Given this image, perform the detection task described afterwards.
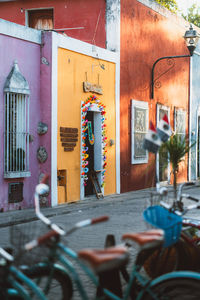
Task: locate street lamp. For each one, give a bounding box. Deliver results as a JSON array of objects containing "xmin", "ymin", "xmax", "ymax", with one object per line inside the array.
[{"xmin": 151, "ymin": 24, "xmax": 200, "ymax": 99}]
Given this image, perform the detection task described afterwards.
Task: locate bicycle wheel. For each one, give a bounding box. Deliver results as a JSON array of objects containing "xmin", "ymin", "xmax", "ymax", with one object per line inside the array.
[
  {"xmin": 143, "ymin": 244, "xmax": 179, "ymax": 278},
  {"xmin": 141, "ymin": 278, "xmax": 200, "ymax": 299},
  {"xmin": 22, "ymin": 264, "xmax": 73, "ymax": 300}
]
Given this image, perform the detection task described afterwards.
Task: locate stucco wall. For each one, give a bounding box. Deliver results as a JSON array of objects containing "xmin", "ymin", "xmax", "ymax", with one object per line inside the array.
[
  {"xmin": 0, "ymin": 21, "xmax": 43, "ymax": 211},
  {"xmin": 57, "ymin": 48, "xmax": 116, "ymax": 202},
  {"xmin": 120, "ymin": 0, "xmax": 190, "ymax": 192},
  {"xmin": 0, "ymin": 0, "xmax": 106, "ymax": 48}
]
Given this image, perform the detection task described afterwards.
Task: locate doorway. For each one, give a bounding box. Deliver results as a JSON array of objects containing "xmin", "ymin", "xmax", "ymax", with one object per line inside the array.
[
  {"xmin": 84, "ymin": 110, "xmax": 102, "ymax": 197},
  {"xmin": 85, "ymin": 111, "xmax": 94, "ymax": 196}
]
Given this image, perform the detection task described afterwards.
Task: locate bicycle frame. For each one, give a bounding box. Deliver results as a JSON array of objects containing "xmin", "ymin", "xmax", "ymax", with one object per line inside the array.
[
  {"xmin": 32, "ymin": 235, "xmax": 200, "ymax": 300},
  {"xmin": 0, "ymin": 247, "xmax": 47, "ymax": 300},
  {"xmin": 31, "ymin": 180, "xmax": 200, "ymax": 300},
  {"xmin": 41, "ymin": 239, "xmax": 149, "ymax": 300}
]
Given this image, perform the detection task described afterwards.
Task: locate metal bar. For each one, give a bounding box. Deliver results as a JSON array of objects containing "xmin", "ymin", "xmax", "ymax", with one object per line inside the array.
[
  {"xmin": 151, "ymin": 54, "xmax": 190, "ymax": 99},
  {"xmin": 6, "ymin": 93, "xmax": 9, "ymax": 172},
  {"xmin": 10, "ymin": 94, "xmax": 13, "ymax": 172},
  {"xmin": 13, "ymin": 94, "xmax": 16, "ymax": 171},
  {"xmin": 17, "ymin": 94, "xmax": 19, "ymax": 171},
  {"xmin": 27, "ymin": 95, "xmax": 29, "ymax": 171}
]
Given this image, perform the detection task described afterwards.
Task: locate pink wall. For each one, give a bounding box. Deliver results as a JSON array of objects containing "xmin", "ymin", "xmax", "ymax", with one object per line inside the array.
[
  {"xmin": 39, "ymin": 32, "xmax": 52, "ymax": 206},
  {"xmin": 0, "ymin": 33, "xmax": 43, "ymax": 211},
  {"xmin": 0, "ymin": 0, "xmax": 106, "ymax": 48}
]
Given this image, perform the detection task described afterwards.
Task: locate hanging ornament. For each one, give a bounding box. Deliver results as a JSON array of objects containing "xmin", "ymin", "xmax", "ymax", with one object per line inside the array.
[
  {"xmin": 88, "ymin": 121, "xmax": 95, "ymax": 145},
  {"xmin": 81, "ymin": 95, "xmax": 107, "ymax": 187}
]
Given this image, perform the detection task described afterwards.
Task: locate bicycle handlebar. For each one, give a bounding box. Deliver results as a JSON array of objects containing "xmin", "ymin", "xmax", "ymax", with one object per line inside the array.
[
  {"xmin": 0, "ymin": 247, "xmax": 14, "ymax": 262},
  {"xmin": 66, "ymin": 215, "xmax": 109, "ymax": 235},
  {"xmin": 91, "ymin": 216, "xmax": 109, "ymax": 224},
  {"xmin": 177, "ymin": 181, "xmax": 196, "ymax": 201},
  {"xmin": 25, "ymin": 230, "xmax": 59, "ymax": 250},
  {"xmin": 181, "ymin": 194, "xmax": 200, "ymax": 203},
  {"xmin": 25, "ymin": 216, "xmax": 109, "ymax": 250},
  {"xmin": 34, "ymin": 175, "xmax": 109, "ymax": 241},
  {"xmin": 160, "ymin": 200, "xmax": 200, "ymax": 216}
]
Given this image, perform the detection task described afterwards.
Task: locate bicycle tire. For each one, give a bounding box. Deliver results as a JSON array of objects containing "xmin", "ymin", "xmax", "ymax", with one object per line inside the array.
[
  {"xmin": 140, "ymin": 277, "xmax": 200, "ymax": 299},
  {"xmin": 142, "ymin": 244, "xmax": 179, "ymax": 278},
  {"xmin": 22, "ymin": 264, "xmax": 73, "ymax": 300}
]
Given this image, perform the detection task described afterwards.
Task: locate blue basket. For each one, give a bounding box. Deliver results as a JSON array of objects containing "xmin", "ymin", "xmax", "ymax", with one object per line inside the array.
[{"xmin": 143, "ymin": 205, "xmax": 182, "ymax": 247}]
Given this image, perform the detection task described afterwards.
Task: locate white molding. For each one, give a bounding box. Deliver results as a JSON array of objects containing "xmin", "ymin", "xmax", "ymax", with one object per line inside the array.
[
  {"xmin": 51, "ymin": 32, "xmax": 58, "ymax": 207},
  {"xmin": 57, "ymin": 34, "xmax": 118, "ymax": 63},
  {"xmin": 115, "ymin": 49, "xmax": 120, "ymax": 194},
  {"xmin": 56, "ymin": 33, "xmax": 120, "ymax": 196},
  {"xmin": 0, "ymin": 18, "xmax": 41, "ymax": 44},
  {"xmin": 189, "ymin": 57, "xmax": 192, "ymax": 181},
  {"xmin": 131, "ymin": 100, "xmax": 149, "ymax": 165},
  {"xmin": 106, "ymin": 0, "xmax": 120, "ymax": 52}
]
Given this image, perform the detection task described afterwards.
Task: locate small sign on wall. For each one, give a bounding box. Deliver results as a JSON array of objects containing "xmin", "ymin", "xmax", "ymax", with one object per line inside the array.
[
  {"xmin": 60, "ymin": 127, "xmax": 78, "ymax": 151},
  {"xmin": 83, "ymin": 81, "xmax": 103, "ymax": 95}
]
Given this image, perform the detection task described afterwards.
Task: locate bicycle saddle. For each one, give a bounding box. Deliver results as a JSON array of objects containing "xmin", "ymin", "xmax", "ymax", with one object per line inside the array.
[
  {"xmin": 78, "ymin": 246, "xmax": 129, "ymax": 273},
  {"xmin": 122, "ymin": 229, "xmax": 164, "ymax": 250}
]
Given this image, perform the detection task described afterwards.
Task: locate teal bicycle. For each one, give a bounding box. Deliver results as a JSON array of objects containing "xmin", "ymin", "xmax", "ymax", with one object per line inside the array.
[
  {"xmin": 18, "ymin": 180, "xmax": 200, "ymax": 299},
  {"xmin": 0, "ymin": 245, "xmax": 48, "ymax": 300}
]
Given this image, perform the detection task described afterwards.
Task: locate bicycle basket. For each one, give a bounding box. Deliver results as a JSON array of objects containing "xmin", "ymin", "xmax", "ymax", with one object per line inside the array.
[
  {"xmin": 10, "ymin": 221, "xmax": 50, "ymax": 267},
  {"xmin": 143, "ymin": 205, "xmax": 182, "ymax": 247}
]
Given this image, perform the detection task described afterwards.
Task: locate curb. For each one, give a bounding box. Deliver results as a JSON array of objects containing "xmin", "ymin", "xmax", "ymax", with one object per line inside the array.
[{"xmin": 1, "ymin": 184, "xmax": 200, "ymax": 228}]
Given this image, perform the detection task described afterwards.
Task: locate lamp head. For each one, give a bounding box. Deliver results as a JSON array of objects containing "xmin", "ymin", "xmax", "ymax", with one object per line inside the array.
[{"xmin": 184, "ymin": 24, "xmax": 200, "ymax": 56}]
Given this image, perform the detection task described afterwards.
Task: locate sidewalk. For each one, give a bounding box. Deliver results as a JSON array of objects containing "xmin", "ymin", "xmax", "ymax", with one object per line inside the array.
[{"xmin": 1, "ymin": 184, "xmax": 200, "ymax": 228}]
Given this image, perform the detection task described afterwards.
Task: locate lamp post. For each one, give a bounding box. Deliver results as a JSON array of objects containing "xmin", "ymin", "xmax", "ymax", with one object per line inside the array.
[{"xmin": 151, "ymin": 24, "xmax": 200, "ymax": 99}]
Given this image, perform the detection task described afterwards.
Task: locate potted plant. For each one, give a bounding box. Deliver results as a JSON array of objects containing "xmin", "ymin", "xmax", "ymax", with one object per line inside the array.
[{"xmin": 159, "ymin": 133, "xmax": 195, "ymax": 198}]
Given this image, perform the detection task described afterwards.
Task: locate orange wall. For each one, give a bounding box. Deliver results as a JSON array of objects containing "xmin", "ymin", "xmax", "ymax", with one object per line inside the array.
[
  {"xmin": 120, "ymin": 0, "xmax": 190, "ymax": 192},
  {"xmin": 57, "ymin": 48, "xmax": 116, "ymax": 203}
]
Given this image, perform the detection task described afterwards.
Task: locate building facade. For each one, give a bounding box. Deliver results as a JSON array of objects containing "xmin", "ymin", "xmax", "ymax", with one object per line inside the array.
[{"xmin": 0, "ymin": 0, "xmax": 198, "ymax": 210}]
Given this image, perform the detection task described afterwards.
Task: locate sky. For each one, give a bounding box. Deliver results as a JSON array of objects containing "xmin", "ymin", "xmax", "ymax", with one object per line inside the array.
[{"xmin": 176, "ymin": 0, "xmax": 199, "ymax": 13}]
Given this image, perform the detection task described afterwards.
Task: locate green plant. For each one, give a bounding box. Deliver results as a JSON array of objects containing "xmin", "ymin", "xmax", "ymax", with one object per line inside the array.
[{"xmin": 159, "ymin": 133, "xmax": 195, "ymax": 198}]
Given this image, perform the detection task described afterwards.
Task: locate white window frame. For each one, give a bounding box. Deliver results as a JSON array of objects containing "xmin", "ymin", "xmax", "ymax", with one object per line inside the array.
[
  {"xmin": 4, "ymin": 92, "xmax": 30, "ymax": 178},
  {"xmin": 131, "ymin": 100, "xmax": 148, "ymax": 164},
  {"xmin": 174, "ymin": 108, "xmax": 186, "ymax": 138}
]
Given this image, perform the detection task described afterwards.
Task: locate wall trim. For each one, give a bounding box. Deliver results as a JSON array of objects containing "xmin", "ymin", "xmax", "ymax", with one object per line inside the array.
[
  {"xmin": 0, "ymin": 18, "xmax": 41, "ymax": 44},
  {"xmin": 57, "ymin": 34, "xmax": 118, "ymax": 63},
  {"xmin": 51, "ymin": 32, "xmax": 58, "ymax": 207},
  {"xmin": 137, "ymin": 0, "xmax": 190, "ymax": 30}
]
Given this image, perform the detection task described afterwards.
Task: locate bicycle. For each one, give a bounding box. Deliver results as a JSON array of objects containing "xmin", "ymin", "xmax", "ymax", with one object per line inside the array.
[
  {"xmin": 19, "ymin": 180, "xmax": 200, "ymax": 299},
  {"xmin": 0, "ymin": 245, "xmax": 48, "ymax": 300},
  {"xmin": 142, "ymin": 181, "xmax": 200, "ymax": 278}
]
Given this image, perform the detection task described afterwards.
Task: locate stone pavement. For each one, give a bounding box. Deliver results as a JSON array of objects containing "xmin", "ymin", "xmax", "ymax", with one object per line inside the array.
[{"xmin": 1, "ymin": 183, "xmax": 200, "ymax": 228}]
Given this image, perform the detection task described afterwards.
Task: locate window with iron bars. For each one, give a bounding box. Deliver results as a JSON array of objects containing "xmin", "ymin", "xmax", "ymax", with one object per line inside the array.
[{"xmin": 4, "ymin": 92, "xmax": 30, "ymax": 178}]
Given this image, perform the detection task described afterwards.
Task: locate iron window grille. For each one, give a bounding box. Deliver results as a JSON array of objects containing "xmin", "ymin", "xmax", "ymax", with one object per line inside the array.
[
  {"xmin": 131, "ymin": 100, "xmax": 149, "ymax": 164},
  {"xmin": 174, "ymin": 108, "xmax": 186, "ymax": 140},
  {"xmin": 4, "ymin": 61, "xmax": 30, "ymax": 178}
]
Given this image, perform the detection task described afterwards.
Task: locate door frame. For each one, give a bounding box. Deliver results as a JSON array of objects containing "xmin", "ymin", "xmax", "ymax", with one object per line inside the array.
[
  {"xmin": 80, "ymin": 106, "xmax": 103, "ymax": 199},
  {"xmin": 51, "ymin": 32, "xmax": 120, "ymax": 206}
]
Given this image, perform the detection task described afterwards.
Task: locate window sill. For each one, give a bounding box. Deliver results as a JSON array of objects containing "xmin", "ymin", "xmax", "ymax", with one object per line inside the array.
[{"xmin": 4, "ymin": 171, "xmax": 31, "ymax": 179}]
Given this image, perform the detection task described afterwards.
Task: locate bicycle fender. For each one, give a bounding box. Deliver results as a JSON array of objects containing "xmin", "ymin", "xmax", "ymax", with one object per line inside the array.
[
  {"xmin": 150, "ymin": 270, "xmax": 200, "ymax": 286},
  {"xmin": 53, "ymin": 262, "xmax": 72, "ymax": 276}
]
